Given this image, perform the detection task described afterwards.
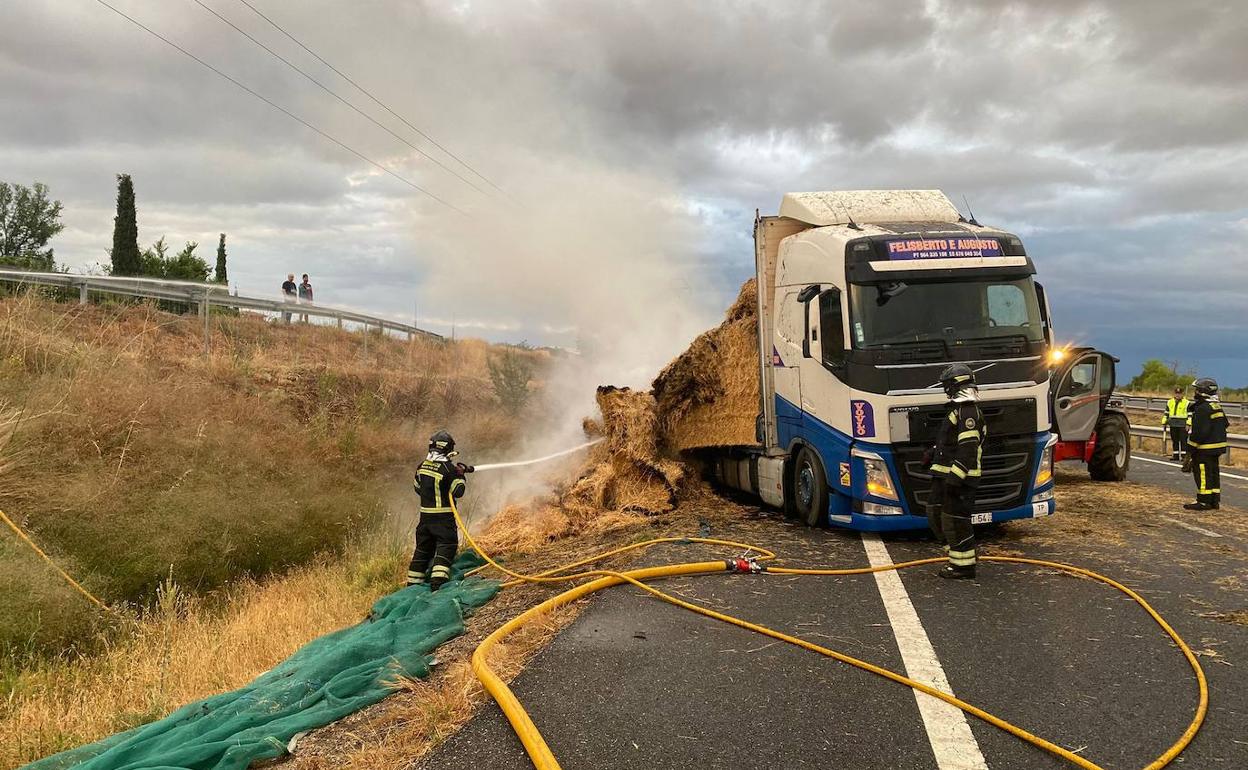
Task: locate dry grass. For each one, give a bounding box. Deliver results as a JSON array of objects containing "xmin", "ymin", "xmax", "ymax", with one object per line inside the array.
[
  {"xmin": 1199, "ymin": 610, "xmax": 1248, "ymax": 627},
  {"xmin": 1001, "ymin": 466, "xmax": 1248, "ymax": 554},
  {"xmin": 1, "ymin": 283, "xmax": 735, "ymax": 769},
  {"xmin": 0, "ymin": 291, "xmax": 546, "ymax": 654},
  {"xmin": 280, "ymin": 490, "xmax": 732, "ymax": 770},
  {"xmin": 288, "ymin": 603, "xmax": 580, "ymax": 770},
  {"xmin": 0, "ymin": 452, "xmax": 663, "ymax": 770},
  {"xmin": 0, "ymin": 533, "xmax": 405, "ymax": 769}
]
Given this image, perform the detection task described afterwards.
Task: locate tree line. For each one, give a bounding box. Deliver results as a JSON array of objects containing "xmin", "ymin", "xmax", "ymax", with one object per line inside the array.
[
  {"xmin": 1127, "ymin": 359, "xmax": 1246, "ymax": 400},
  {"xmin": 1, "ymin": 174, "xmax": 228, "ymax": 284},
  {"xmin": 110, "ymin": 174, "xmax": 227, "ymax": 283}
]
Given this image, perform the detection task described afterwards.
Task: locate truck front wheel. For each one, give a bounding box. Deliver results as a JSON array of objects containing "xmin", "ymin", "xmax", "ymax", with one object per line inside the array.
[
  {"xmin": 793, "ymin": 446, "xmax": 829, "ymax": 527},
  {"xmin": 1089, "ymin": 412, "xmax": 1130, "ymax": 481}
]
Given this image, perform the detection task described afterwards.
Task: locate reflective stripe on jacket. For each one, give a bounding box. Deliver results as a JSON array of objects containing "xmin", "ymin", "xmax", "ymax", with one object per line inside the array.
[
  {"xmin": 1186, "ymin": 399, "xmax": 1228, "ymax": 454},
  {"xmin": 415, "ymin": 454, "xmax": 467, "ymax": 513},
  {"xmin": 930, "ymin": 402, "xmax": 985, "ymax": 486},
  {"xmin": 1163, "ymin": 397, "xmax": 1189, "ymax": 426}
]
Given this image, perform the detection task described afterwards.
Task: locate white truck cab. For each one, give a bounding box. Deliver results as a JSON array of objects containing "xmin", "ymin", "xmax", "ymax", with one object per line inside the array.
[{"xmin": 715, "ymin": 190, "xmax": 1057, "ymax": 531}]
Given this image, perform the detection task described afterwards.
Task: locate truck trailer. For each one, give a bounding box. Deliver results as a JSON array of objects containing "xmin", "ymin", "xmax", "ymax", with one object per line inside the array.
[{"xmin": 712, "ymin": 190, "xmax": 1058, "ymax": 531}]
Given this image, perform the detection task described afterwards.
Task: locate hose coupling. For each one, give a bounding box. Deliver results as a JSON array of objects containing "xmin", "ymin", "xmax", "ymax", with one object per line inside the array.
[{"xmin": 725, "ymin": 557, "xmax": 764, "ymax": 574}]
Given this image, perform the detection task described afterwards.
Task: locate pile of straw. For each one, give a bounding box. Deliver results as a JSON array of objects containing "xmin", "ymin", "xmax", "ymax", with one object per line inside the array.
[
  {"xmin": 478, "ymin": 387, "xmax": 688, "ymax": 554},
  {"xmin": 480, "ymin": 278, "xmax": 761, "ymax": 552},
  {"xmin": 652, "ymin": 278, "xmax": 760, "ymax": 450}
]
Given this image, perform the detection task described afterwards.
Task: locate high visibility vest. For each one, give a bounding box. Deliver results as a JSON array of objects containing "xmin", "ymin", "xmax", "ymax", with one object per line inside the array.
[{"xmin": 1163, "ymin": 397, "xmax": 1189, "ymax": 425}]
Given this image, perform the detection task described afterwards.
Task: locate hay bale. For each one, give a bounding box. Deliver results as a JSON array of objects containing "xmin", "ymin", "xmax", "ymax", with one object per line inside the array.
[
  {"xmin": 652, "ymin": 278, "xmax": 760, "ymax": 450},
  {"xmin": 596, "ymin": 386, "xmax": 661, "ymax": 462},
  {"xmin": 481, "ymin": 387, "xmax": 688, "ymax": 551},
  {"xmin": 564, "ymin": 387, "xmax": 686, "ymax": 515},
  {"xmin": 480, "ymin": 283, "xmax": 765, "ymax": 541}
]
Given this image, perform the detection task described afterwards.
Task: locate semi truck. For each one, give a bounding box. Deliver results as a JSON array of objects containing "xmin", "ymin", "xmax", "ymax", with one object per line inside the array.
[{"xmin": 712, "ymin": 190, "xmax": 1060, "ymax": 530}]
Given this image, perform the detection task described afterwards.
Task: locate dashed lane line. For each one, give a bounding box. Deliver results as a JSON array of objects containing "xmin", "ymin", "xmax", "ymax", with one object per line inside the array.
[
  {"xmin": 861, "ymin": 533, "xmax": 988, "ymax": 770},
  {"xmin": 1160, "ymin": 516, "xmax": 1225, "ymax": 538},
  {"xmin": 1134, "ymin": 454, "xmax": 1248, "ymax": 482}
]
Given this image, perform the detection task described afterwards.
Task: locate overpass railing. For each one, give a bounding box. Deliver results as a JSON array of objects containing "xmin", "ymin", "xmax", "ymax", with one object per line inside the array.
[{"xmin": 0, "ymin": 269, "xmax": 442, "ymax": 342}]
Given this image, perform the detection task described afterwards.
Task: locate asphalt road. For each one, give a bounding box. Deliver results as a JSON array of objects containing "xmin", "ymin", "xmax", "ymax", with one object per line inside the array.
[
  {"xmin": 420, "ymin": 465, "xmax": 1248, "ymax": 770},
  {"xmin": 1125, "ymin": 450, "xmax": 1248, "ymax": 511}
]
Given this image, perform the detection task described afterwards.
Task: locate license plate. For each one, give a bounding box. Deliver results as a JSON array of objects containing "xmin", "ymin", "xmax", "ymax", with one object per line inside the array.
[
  {"xmin": 972, "ymin": 512, "xmax": 992, "ymax": 525},
  {"xmin": 1032, "ymin": 501, "xmax": 1051, "ymax": 517}
]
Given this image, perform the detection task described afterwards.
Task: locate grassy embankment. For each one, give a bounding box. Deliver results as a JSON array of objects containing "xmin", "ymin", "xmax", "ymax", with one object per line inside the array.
[{"xmin": 0, "ymin": 291, "xmax": 550, "ymax": 764}]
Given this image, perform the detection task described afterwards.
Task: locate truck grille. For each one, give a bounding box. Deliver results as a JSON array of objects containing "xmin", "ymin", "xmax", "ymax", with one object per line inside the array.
[{"xmin": 894, "ymin": 434, "xmax": 1036, "ymax": 514}]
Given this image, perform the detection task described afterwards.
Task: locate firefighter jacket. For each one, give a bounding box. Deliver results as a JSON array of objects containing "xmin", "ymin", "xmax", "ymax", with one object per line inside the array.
[
  {"xmin": 930, "ymin": 401, "xmax": 985, "ymax": 487},
  {"xmin": 1163, "ymin": 397, "xmax": 1189, "ymax": 427},
  {"xmin": 415, "ymin": 452, "xmax": 468, "ymax": 514},
  {"xmin": 1186, "ymin": 399, "xmax": 1228, "ymax": 456}
]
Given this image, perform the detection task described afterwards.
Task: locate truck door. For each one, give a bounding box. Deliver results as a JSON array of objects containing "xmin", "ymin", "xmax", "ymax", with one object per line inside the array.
[
  {"xmin": 1052, "ymin": 352, "xmax": 1105, "ymax": 442},
  {"xmin": 772, "ymin": 287, "xmax": 805, "ymax": 420}
]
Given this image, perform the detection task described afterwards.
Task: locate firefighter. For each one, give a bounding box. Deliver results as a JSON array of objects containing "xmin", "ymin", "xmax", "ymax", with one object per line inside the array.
[
  {"xmin": 1182, "ymin": 378, "xmax": 1228, "ymax": 511},
  {"xmin": 1162, "ymin": 385, "xmax": 1190, "ymax": 461},
  {"xmin": 407, "ymin": 430, "xmax": 474, "ymax": 589},
  {"xmin": 924, "ymin": 363, "xmax": 985, "ymax": 579}
]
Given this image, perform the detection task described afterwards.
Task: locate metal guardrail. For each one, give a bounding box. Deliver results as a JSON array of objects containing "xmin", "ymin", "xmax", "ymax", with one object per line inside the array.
[
  {"xmin": 1129, "ymin": 423, "xmax": 1248, "ymax": 458},
  {"xmin": 1118, "ymin": 393, "xmax": 1246, "ymax": 419},
  {"xmin": 0, "ymin": 269, "xmax": 442, "ymax": 341}
]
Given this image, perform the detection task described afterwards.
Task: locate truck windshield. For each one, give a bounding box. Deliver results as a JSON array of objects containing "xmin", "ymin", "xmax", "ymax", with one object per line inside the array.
[{"xmin": 848, "ymin": 277, "xmax": 1043, "ymax": 348}]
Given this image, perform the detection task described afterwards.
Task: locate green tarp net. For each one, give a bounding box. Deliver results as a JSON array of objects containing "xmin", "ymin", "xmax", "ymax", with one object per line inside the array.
[{"xmin": 24, "ymin": 554, "xmax": 499, "ymax": 770}]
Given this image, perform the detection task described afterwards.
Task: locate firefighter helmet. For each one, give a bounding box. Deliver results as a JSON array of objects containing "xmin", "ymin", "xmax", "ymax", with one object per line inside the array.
[
  {"xmin": 938, "ymin": 363, "xmax": 975, "ymax": 398},
  {"xmin": 429, "ymin": 430, "xmax": 456, "ymax": 454},
  {"xmin": 1192, "ymin": 377, "xmax": 1218, "ymax": 399}
]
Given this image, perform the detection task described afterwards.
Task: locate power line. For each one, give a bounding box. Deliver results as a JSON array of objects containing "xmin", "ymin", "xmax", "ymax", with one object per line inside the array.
[
  {"xmin": 234, "ymin": 0, "xmax": 507, "ymax": 196},
  {"xmin": 90, "ymin": 0, "xmax": 468, "ymax": 215},
  {"xmin": 190, "ymin": 0, "xmax": 495, "ymax": 200}
]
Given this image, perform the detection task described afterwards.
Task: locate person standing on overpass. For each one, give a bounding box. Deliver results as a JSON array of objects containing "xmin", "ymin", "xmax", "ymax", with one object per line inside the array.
[
  {"xmin": 925, "ymin": 363, "xmax": 985, "ymax": 580},
  {"xmin": 1163, "ymin": 385, "xmax": 1190, "ymax": 461},
  {"xmin": 1182, "ymin": 378, "xmax": 1228, "ymax": 511},
  {"xmin": 407, "ymin": 430, "xmax": 474, "ymax": 590},
  {"xmin": 297, "ymin": 273, "xmax": 313, "ymax": 323},
  {"xmin": 280, "ymin": 273, "xmax": 297, "ymax": 323}
]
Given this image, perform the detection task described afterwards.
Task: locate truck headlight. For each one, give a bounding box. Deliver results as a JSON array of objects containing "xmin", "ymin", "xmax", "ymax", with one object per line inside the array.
[
  {"xmin": 853, "ymin": 448, "xmax": 898, "ymax": 501},
  {"xmin": 1035, "ymin": 434, "xmax": 1058, "ymax": 488}
]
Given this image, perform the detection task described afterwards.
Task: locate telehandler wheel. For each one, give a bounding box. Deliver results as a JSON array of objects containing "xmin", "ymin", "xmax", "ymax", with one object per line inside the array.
[
  {"xmin": 794, "ymin": 446, "xmax": 830, "ymax": 527},
  {"xmin": 1089, "ymin": 412, "xmax": 1130, "ymax": 481}
]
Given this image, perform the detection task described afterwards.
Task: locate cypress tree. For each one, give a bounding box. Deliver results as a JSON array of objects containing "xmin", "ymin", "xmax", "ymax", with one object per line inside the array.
[
  {"xmin": 110, "ymin": 174, "xmax": 141, "ymax": 276},
  {"xmin": 215, "ymin": 233, "xmax": 228, "ymax": 284}
]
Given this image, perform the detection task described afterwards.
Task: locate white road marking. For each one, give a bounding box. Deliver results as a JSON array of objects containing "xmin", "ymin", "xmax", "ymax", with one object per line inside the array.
[
  {"xmin": 861, "ymin": 533, "xmax": 987, "ymax": 770},
  {"xmin": 1160, "ymin": 516, "xmax": 1224, "ymax": 538},
  {"xmin": 1134, "ymin": 454, "xmax": 1248, "ymax": 482}
]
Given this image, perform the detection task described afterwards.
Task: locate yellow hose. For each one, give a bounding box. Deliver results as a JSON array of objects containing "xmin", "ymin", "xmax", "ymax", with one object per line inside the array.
[
  {"xmin": 449, "ymin": 499, "xmax": 1206, "ymax": 770},
  {"xmin": 0, "ymin": 506, "xmax": 112, "ymax": 612}
]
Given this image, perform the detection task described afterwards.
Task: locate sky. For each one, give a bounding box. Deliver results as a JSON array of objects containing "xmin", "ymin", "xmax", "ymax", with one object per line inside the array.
[{"xmin": 2, "ymin": 0, "xmax": 1246, "ymax": 386}]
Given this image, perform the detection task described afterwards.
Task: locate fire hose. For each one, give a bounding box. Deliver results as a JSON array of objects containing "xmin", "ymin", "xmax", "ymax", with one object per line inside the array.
[{"xmin": 454, "ymin": 450, "xmax": 1207, "ymax": 770}]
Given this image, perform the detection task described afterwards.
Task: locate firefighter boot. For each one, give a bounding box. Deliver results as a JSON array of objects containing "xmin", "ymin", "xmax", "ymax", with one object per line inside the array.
[
  {"xmin": 936, "ymin": 564, "xmax": 976, "ymax": 580},
  {"xmin": 1183, "ymin": 501, "xmax": 1214, "ymax": 511}
]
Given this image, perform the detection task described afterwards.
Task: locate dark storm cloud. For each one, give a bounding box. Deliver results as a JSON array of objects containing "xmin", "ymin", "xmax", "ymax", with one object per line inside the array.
[{"xmin": 3, "ymin": 0, "xmax": 1246, "ymax": 381}]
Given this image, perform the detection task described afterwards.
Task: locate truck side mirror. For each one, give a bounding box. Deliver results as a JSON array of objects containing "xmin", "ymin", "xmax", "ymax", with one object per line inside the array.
[
  {"xmin": 818, "ymin": 287, "xmax": 845, "ymax": 370},
  {"xmin": 1035, "ymin": 281, "xmax": 1053, "ymax": 348}
]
